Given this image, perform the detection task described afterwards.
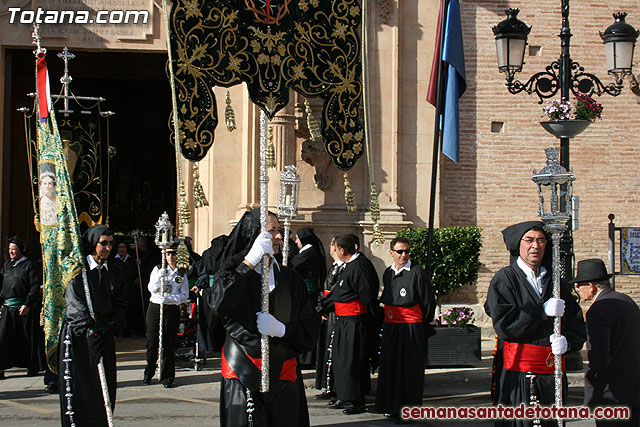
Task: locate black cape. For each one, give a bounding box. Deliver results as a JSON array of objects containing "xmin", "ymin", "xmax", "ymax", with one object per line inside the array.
[
  {"xmin": 330, "ymin": 254, "xmax": 379, "ymax": 403},
  {"xmin": 375, "ymin": 263, "xmax": 435, "ymax": 415},
  {"xmin": 208, "ymin": 209, "xmax": 319, "ymax": 427},
  {"xmin": 0, "ymin": 257, "xmax": 44, "ymax": 371},
  {"xmin": 486, "ymin": 262, "xmax": 586, "ymax": 427}
]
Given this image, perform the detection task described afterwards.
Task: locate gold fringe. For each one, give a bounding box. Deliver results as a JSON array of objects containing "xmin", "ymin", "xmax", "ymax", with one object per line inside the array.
[
  {"xmin": 305, "ymin": 99, "xmax": 322, "ymax": 142},
  {"xmin": 344, "ymin": 172, "xmax": 357, "ymax": 213},
  {"xmin": 266, "ymin": 126, "xmax": 276, "ymax": 168},
  {"xmin": 369, "ymin": 183, "xmax": 384, "ymax": 245},
  {"xmin": 225, "ymin": 91, "xmax": 237, "ymax": 132},
  {"xmin": 192, "ymin": 163, "xmax": 209, "ymax": 208},
  {"xmin": 176, "ymin": 236, "xmax": 191, "ymax": 272},
  {"xmin": 178, "ymin": 182, "xmax": 192, "ymax": 225}
]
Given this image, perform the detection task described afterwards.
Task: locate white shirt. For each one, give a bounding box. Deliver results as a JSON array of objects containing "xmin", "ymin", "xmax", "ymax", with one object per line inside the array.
[
  {"xmin": 391, "ymin": 259, "xmax": 412, "ymax": 276},
  {"xmin": 115, "ymin": 253, "xmax": 130, "ymax": 262},
  {"xmin": 346, "ymin": 252, "xmax": 360, "ymax": 263},
  {"xmin": 86, "ymin": 254, "xmax": 108, "ymax": 271},
  {"xmin": 148, "ymin": 265, "xmax": 189, "ymax": 305},
  {"xmin": 299, "ymin": 244, "xmax": 313, "ymax": 253},
  {"xmin": 517, "ymin": 257, "xmax": 547, "ymax": 298},
  {"xmin": 11, "ymin": 256, "xmax": 27, "ymax": 267}
]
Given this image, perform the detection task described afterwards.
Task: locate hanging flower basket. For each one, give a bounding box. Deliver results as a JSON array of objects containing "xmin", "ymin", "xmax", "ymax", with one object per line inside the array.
[{"xmin": 540, "ymin": 119, "xmax": 591, "ymax": 139}]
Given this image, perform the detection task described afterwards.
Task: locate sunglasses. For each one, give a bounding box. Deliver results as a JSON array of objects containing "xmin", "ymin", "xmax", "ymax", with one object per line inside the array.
[{"xmin": 392, "ymin": 249, "xmax": 410, "ymax": 255}]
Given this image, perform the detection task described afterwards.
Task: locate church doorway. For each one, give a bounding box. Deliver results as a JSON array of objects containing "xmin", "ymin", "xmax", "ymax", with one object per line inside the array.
[{"xmin": 2, "ymin": 48, "xmax": 177, "ymax": 258}]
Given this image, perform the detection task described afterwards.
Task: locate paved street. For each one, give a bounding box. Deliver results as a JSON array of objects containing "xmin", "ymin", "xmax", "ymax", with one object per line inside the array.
[{"xmin": 0, "ymin": 338, "xmax": 595, "ymax": 426}]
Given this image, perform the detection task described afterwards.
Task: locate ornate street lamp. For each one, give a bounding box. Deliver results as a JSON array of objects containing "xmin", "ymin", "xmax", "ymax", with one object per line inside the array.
[
  {"xmin": 492, "ymin": 3, "xmax": 637, "ymax": 287},
  {"xmin": 601, "ymin": 13, "xmax": 640, "ymax": 84},
  {"xmin": 532, "ymin": 147, "xmax": 575, "ymax": 424},
  {"xmin": 277, "ymin": 165, "xmax": 301, "ymax": 266}
]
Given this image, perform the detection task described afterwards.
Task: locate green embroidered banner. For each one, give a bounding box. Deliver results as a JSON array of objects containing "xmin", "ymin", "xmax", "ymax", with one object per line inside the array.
[{"xmin": 36, "ymin": 62, "xmax": 85, "ymax": 371}]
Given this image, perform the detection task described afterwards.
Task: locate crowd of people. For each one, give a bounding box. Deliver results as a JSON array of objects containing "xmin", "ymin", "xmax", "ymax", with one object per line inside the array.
[{"xmin": 0, "ymin": 214, "xmax": 638, "ymax": 427}]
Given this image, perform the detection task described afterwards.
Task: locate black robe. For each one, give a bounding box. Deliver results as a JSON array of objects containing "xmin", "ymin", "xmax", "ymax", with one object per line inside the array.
[
  {"xmin": 486, "ymin": 262, "xmax": 586, "ymax": 427},
  {"xmin": 584, "ymin": 287, "xmax": 640, "ymax": 411},
  {"xmin": 0, "ymin": 257, "xmax": 43, "ymax": 371},
  {"xmin": 375, "ymin": 263, "xmax": 435, "ymax": 416},
  {"xmin": 209, "ymin": 260, "xmax": 319, "ymax": 427},
  {"xmin": 58, "ymin": 260, "xmax": 126, "ymax": 427},
  {"xmin": 329, "ymin": 254, "xmax": 379, "ymax": 403},
  {"xmin": 113, "ymin": 255, "xmax": 144, "ymax": 336},
  {"xmin": 314, "ymin": 261, "xmax": 345, "ymax": 390},
  {"xmin": 291, "ymin": 245, "xmax": 325, "ymax": 366}
]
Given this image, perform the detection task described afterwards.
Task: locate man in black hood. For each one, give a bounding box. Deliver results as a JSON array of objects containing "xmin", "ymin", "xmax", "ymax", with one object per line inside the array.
[
  {"xmin": 208, "ymin": 209, "xmax": 319, "ymax": 427},
  {"xmin": 485, "ymin": 221, "xmax": 586, "ymax": 427},
  {"xmin": 58, "ymin": 225, "xmax": 126, "ymax": 427}
]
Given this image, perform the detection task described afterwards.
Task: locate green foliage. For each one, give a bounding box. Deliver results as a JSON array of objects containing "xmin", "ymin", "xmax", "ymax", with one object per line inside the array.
[{"xmin": 396, "ymin": 226, "xmax": 482, "ymax": 297}]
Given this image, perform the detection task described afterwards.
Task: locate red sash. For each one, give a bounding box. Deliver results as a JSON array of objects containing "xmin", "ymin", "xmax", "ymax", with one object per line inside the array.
[
  {"xmin": 334, "ymin": 299, "xmax": 369, "ymax": 316},
  {"xmin": 384, "ymin": 304, "xmax": 423, "ymax": 323},
  {"xmin": 221, "ymin": 350, "xmax": 297, "ymax": 382},
  {"xmin": 502, "ymin": 341, "xmax": 565, "ymax": 374}
]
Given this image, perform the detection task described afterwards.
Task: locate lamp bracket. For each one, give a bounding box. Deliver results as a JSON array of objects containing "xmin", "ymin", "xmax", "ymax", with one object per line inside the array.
[{"xmin": 506, "ymin": 59, "xmax": 622, "ymax": 103}]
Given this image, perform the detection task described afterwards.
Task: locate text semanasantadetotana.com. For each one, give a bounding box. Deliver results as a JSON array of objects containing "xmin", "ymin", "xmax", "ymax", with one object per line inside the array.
[
  {"xmin": 7, "ymin": 7, "xmax": 149, "ymax": 25},
  {"xmin": 401, "ymin": 404, "xmax": 631, "ymax": 421}
]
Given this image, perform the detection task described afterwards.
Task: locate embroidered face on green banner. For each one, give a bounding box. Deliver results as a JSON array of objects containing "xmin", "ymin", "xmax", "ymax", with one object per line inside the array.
[{"xmin": 170, "ymin": 0, "xmax": 364, "ymax": 170}]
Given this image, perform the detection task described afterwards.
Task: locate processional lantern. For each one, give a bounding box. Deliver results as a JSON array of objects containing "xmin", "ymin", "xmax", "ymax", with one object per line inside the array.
[
  {"xmin": 154, "ymin": 211, "xmax": 174, "ymax": 250},
  {"xmin": 531, "ymin": 147, "xmax": 575, "ymax": 422},
  {"xmin": 277, "ymin": 165, "xmax": 301, "ymax": 266}
]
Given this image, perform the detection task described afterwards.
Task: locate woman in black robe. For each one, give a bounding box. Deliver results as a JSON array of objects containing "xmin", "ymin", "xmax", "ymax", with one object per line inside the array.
[
  {"xmin": 58, "ymin": 225, "xmax": 126, "ymax": 427},
  {"xmin": 291, "ymin": 228, "xmax": 326, "ymax": 367}
]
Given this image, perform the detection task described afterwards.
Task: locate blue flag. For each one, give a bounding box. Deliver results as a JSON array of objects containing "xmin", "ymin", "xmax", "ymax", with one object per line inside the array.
[{"xmin": 441, "ymin": 0, "xmax": 466, "ymax": 163}]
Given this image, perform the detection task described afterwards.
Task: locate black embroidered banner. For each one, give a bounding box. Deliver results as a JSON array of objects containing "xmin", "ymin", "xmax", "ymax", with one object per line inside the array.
[{"xmin": 170, "ymin": 0, "xmax": 364, "ymax": 170}]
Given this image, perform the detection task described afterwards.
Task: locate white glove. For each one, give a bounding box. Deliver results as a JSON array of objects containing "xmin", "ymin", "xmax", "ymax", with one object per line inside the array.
[
  {"xmin": 544, "ymin": 298, "xmax": 565, "ymax": 317},
  {"xmin": 256, "ymin": 312, "xmax": 286, "ymax": 338},
  {"xmin": 245, "ymin": 232, "xmax": 274, "ymax": 267},
  {"xmin": 549, "ymin": 334, "xmax": 568, "ymax": 355}
]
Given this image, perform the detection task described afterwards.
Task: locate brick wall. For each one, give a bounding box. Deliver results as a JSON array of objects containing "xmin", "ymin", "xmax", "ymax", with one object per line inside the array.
[{"xmin": 440, "ymin": 0, "xmax": 640, "ymax": 306}]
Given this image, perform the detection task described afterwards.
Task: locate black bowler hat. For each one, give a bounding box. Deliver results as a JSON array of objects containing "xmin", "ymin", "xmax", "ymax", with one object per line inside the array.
[{"xmin": 570, "ymin": 259, "xmax": 612, "ymax": 284}]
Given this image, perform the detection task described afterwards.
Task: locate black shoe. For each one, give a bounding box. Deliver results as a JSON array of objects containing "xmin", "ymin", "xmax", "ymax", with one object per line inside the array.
[
  {"xmin": 45, "ymin": 383, "xmax": 58, "ymax": 394},
  {"xmin": 327, "ymin": 399, "xmax": 346, "ymax": 409},
  {"xmin": 162, "ymin": 381, "xmax": 174, "ymax": 388},
  {"xmin": 0, "ymin": 371, "xmax": 5, "ymax": 380},
  {"xmin": 342, "ymin": 402, "xmax": 366, "ymax": 415},
  {"xmin": 26, "ymin": 370, "xmax": 39, "ymax": 377},
  {"xmin": 142, "ymin": 376, "xmax": 152, "ymax": 385},
  {"xmin": 315, "ymin": 391, "xmax": 336, "ymax": 400}
]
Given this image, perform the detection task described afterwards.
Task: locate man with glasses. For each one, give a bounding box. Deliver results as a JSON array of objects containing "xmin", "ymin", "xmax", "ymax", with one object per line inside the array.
[
  {"xmin": 375, "ymin": 237, "xmax": 435, "ymax": 422},
  {"xmin": 485, "ymin": 221, "xmax": 585, "ymax": 426},
  {"xmin": 572, "ymin": 259, "xmax": 640, "ymax": 426},
  {"xmin": 59, "ymin": 225, "xmax": 126, "ymax": 427}
]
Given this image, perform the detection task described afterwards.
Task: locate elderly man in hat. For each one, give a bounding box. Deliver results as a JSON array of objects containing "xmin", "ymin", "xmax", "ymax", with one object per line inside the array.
[
  {"xmin": 59, "ymin": 225, "xmax": 126, "ymax": 427},
  {"xmin": 572, "ymin": 259, "xmax": 640, "ymax": 427},
  {"xmin": 485, "ymin": 221, "xmax": 586, "ymax": 427},
  {"xmin": 0, "ymin": 236, "xmax": 43, "ymax": 379}
]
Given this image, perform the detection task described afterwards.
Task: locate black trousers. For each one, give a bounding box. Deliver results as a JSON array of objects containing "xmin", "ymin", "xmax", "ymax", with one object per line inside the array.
[{"xmin": 145, "ymin": 303, "xmax": 180, "ymax": 383}]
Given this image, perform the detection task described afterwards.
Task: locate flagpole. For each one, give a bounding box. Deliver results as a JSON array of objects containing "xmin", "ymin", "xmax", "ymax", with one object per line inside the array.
[
  {"xmin": 426, "ymin": 0, "xmax": 450, "ymax": 293},
  {"xmin": 259, "ymin": 110, "xmax": 270, "ymax": 393}
]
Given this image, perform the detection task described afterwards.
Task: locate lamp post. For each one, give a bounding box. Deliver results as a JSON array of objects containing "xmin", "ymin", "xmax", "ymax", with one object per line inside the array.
[
  {"xmin": 532, "ymin": 147, "xmax": 575, "ymax": 424},
  {"xmin": 277, "ymin": 165, "xmax": 301, "ymax": 266},
  {"xmin": 493, "ymin": 4, "xmax": 638, "ymax": 283}
]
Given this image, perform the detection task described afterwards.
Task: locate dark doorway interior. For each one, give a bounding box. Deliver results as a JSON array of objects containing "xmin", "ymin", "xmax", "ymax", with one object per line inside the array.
[{"xmin": 2, "ymin": 48, "xmax": 176, "ymax": 259}]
